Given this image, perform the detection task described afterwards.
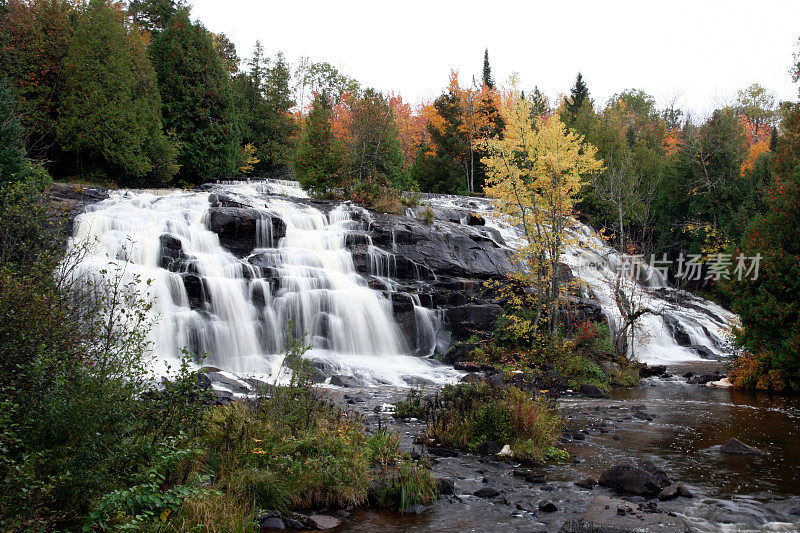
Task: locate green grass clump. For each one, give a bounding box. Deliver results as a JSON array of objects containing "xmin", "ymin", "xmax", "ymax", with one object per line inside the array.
[{"xmin": 423, "ymin": 382, "xmax": 564, "ymax": 464}]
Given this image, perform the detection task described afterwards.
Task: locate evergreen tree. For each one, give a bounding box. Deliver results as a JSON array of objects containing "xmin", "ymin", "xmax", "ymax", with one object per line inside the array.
[
  {"xmin": 151, "ymin": 9, "xmax": 240, "ymax": 184},
  {"xmin": 482, "ymin": 48, "xmax": 494, "ymax": 90},
  {"xmin": 565, "ymin": 72, "xmax": 591, "ymax": 116},
  {"xmin": 234, "ymin": 45, "xmax": 296, "ymax": 177},
  {"xmin": 0, "ymin": 75, "xmax": 25, "ymax": 182},
  {"xmin": 294, "ymin": 93, "xmax": 344, "ymax": 194},
  {"xmin": 57, "ymin": 0, "xmax": 177, "ymax": 185},
  {"xmin": 128, "ymin": 0, "xmax": 187, "ymax": 33},
  {"xmin": 417, "ymin": 88, "xmax": 467, "ymax": 193},
  {"xmin": 529, "ymin": 86, "xmax": 550, "ymax": 118},
  {"xmin": 261, "ymin": 51, "xmax": 297, "ymax": 174}
]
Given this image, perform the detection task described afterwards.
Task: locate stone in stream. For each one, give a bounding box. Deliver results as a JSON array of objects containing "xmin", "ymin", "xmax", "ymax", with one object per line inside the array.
[
  {"xmin": 559, "ymin": 495, "xmax": 690, "ymax": 533},
  {"xmin": 403, "ymin": 504, "xmax": 427, "ymax": 515},
  {"xmin": 428, "ymin": 447, "xmax": 459, "ymax": 457},
  {"xmin": 258, "ymin": 516, "xmax": 285, "ymax": 530},
  {"xmin": 639, "ymin": 364, "xmax": 667, "ymax": 378},
  {"xmin": 598, "ymin": 460, "xmax": 671, "ymax": 496},
  {"xmin": 525, "ymin": 472, "xmax": 547, "ymax": 484},
  {"xmin": 720, "ymin": 438, "xmax": 765, "ymax": 455},
  {"xmin": 578, "ymin": 384, "xmax": 609, "ymax": 398},
  {"xmin": 658, "ymin": 483, "xmax": 694, "ymax": 501},
  {"xmin": 474, "ymin": 487, "xmax": 501, "ymax": 498},
  {"xmin": 574, "ymin": 477, "xmax": 597, "ymax": 489},
  {"xmin": 306, "ymin": 515, "xmax": 341, "ymax": 530},
  {"xmin": 436, "ymin": 477, "xmax": 455, "ymax": 495},
  {"xmin": 538, "ymin": 499, "xmax": 558, "ymax": 512}
]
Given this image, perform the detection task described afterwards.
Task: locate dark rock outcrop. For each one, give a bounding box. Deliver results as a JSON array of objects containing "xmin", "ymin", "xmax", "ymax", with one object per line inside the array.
[{"xmin": 206, "ymin": 207, "xmax": 286, "ymax": 256}]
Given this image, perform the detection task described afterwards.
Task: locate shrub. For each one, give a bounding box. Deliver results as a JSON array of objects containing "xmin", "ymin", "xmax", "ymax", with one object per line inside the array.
[
  {"xmin": 375, "ymin": 457, "xmax": 437, "ymax": 512},
  {"xmin": 422, "ymin": 383, "xmax": 564, "ymax": 463}
]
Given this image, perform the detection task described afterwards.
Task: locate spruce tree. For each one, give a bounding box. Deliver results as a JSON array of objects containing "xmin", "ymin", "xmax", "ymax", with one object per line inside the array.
[
  {"xmin": 151, "ymin": 9, "xmax": 240, "ymax": 184},
  {"xmin": 529, "ymin": 86, "xmax": 550, "ymax": 117},
  {"xmin": 0, "ymin": 75, "xmax": 25, "ymax": 182},
  {"xmin": 293, "ymin": 93, "xmax": 344, "ymax": 194},
  {"xmin": 566, "ymin": 72, "xmax": 590, "ymax": 116},
  {"xmin": 128, "ymin": 0, "xmax": 187, "ymax": 33},
  {"xmin": 482, "ymin": 48, "xmax": 494, "ymax": 90},
  {"xmin": 57, "ymin": 0, "xmax": 177, "ymax": 185}
]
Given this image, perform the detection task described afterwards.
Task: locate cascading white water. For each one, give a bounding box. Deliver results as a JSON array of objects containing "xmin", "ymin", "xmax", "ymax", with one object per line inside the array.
[
  {"xmin": 69, "ymin": 180, "xmax": 458, "ymax": 386},
  {"xmin": 421, "ymin": 194, "xmax": 735, "ymax": 365}
]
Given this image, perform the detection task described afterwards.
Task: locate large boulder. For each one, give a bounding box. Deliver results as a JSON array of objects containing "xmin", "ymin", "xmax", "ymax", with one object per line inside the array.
[{"xmin": 598, "ymin": 460, "xmax": 671, "ymax": 496}]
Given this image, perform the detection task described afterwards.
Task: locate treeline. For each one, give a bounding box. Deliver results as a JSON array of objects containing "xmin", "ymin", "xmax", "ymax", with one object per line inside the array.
[{"xmin": 0, "ymin": 0, "xmax": 310, "ymax": 186}]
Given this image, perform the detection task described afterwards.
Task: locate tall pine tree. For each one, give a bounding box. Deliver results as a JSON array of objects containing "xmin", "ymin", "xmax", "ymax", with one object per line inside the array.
[
  {"xmin": 565, "ymin": 72, "xmax": 591, "ymax": 116},
  {"xmin": 57, "ymin": 0, "xmax": 177, "ymax": 185},
  {"xmin": 482, "ymin": 48, "xmax": 494, "ymax": 90},
  {"xmin": 151, "ymin": 9, "xmax": 240, "ymax": 184}
]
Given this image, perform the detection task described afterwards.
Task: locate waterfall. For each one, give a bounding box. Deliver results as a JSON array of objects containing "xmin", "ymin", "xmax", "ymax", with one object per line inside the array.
[
  {"xmin": 420, "ymin": 194, "xmax": 735, "ymax": 365},
  {"xmin": 68, "ymin": 179, "xmax": 735, "ymax": 386},
  {"xmin": 68, "ymin": 180, "xmax": 457, "ymax": 386}
]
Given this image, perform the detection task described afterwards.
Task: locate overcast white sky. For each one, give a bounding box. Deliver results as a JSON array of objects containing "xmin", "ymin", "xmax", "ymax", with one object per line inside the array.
[{"xmin": 191, "ymin": 0, "xmax": 800, "ymax": 117}]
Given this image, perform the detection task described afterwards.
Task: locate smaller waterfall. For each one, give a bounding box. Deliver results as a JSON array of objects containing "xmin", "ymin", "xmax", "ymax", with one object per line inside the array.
[{"xmin": 420, "ymin": 194, "xmax": 735, "ymax": 364}]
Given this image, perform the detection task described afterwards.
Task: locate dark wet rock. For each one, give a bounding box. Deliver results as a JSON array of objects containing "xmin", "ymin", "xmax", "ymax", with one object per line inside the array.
[
  {"xmin": 538, "ymin": 500, "xmax": 558, "ymax": 512},
  {"xmin": 575, "ymin": 478, "xmax": 597, "ymax": 489},
  {"xmin": 474, "ymin": 487, "xmax": 500, "ymax": 498},
  {"xmin": 525, "ymin": 473, "xmax": 546, "ymax": 484},
  {"xmin": 258, "ymin": 513, "xmax": 285, "ymax": 531},
  {"xmin": 466, "ymin": 213, "xmax": 485, "ymax": 226},
  {"xmin": 578, "ymin": 384, "xmax": 609, "ymax": 398},
  {"xmin": 658, "ymin": 483, "xmax": 693, "ymax": 501},
  {"xmin": 404, "ymin": 504, "xmax": 427, "ymax": 515},
  {"xmin": 598, "ymin": 460, "xmax": 671, "ymax": 496},
  {"xmin": 639, "ymin": 364, "xmax": 667, "ymax": 378},
  {"xmin": 663, "ymin": 315, "xmax": 692, "ymax": 347},
  {"xmin": 516, "ymin": 501, "xmax": 538, "ymax": 513},
  {"xmin": 689, "ymin": 344, "xmax": 717, "ymax": 359},
  {"xmin": 687, "ymin": 372, "xmax": 720, "ymax": 385},
  {"xmin": 428, "ymin": 447, "xmax": 459, "ymax": 458},
  {"xmin": 436, "ymin": 477, "xmax": 455, "ymax": 495},
  {"xmin": 207, "ymin": 207, "xmax": 286, "ymax": 256},
  {"xmin": 454, "ymin": 361, "xmax": 481, "ymax": 372},
  {"xmin": 445, "ymin": 304, "xmax": 504, "ymax": 340},
  {"xmin": 443, "ymin": 343, "xmax": 478, "ymax": 364},
  {"xmin": 478, "ymin": 440, "xmax": 503, "ymax": 455},
  {"xmin": 283, "ymin": 518, "xmax": 305, "ymax": 530},
  {"xmin": 367, "ymin": 213, "xmax": 515, "ymax": 280},
  {"xmin": 329, "ymin": 375, "xmax": 361, "ymax": 388},
  {"xmin": 182, "ymin": 273, "xmax": 207, "ymax": 309},
  {"xmin": 307, "ymin": 515, "xmax": 341, "ymax": 530},
  {"xmin": 559, "ymin": 496, "xmax": 690, "ymax": 533},
  {"xmin": 721, "ymin": 438, "xmax": 765, "ymax": 456}
]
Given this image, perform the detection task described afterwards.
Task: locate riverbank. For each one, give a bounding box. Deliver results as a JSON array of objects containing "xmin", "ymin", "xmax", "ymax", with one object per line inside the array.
[{"xmin": 312, "ymin": 362, "xmax": 800, "ymax": 532}]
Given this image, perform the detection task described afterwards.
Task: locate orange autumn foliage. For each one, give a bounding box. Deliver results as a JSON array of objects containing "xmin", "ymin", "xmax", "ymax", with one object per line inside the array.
[{"xmin": 739, "ymin": 114, "xmax": 772, "ymax": 175}]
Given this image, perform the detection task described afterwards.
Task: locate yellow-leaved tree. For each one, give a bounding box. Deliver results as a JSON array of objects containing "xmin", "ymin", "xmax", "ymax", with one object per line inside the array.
[{"xmin": 483, "ymin": 95, "xmax": 603, "ymax": 337}]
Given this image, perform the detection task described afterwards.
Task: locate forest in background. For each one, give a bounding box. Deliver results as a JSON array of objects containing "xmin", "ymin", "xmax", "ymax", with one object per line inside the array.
[{"xmin": 1, "ymin": 0, "xmax": 799, "ymax": 385}]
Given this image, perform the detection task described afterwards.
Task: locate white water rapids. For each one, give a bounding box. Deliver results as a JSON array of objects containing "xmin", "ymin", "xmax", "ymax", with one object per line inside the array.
[{"xmin": 68, "ymin": 180, "xmax": 734, "ymax": 386}]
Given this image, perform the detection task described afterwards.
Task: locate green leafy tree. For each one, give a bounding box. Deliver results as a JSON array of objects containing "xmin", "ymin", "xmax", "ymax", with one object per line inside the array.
[
  {"xmin": 0, "ymin": 76, "xmax": 25, "ymax": 181},
  {"xmin": 57, "ymin": 0, "xmax": 177, "ymax": 185},
  {"xmin": 0, "ymin": 0, "xmax": 76, "ymax": 163},
  {"xmin": 725, "ymin": 103, "xmax": 800, "ymax": 391},
  {"xmin": 294, "ymin": 92, "xmax": 345, "ymax": 194},
  {"xmin": 151, "ymin": 9, "xmax": 240, "ymax": 184},
  {"xmin": 345, "ymin": 88, "xmax": 404, "ymax": 190},
  {"xmin": 414, "ymin": 85, "xmax": 466, "ymax": 193}
]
